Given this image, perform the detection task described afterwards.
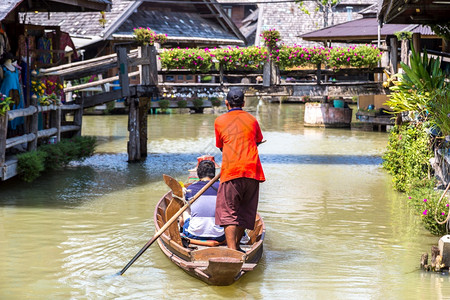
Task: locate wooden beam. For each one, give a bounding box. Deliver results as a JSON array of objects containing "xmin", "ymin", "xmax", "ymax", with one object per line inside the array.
[
  {"xmin": 7, "ymin": 106, "xmax": 37, "ymax": 120},
  {"xmin": 117, "ymin": 47, "xmax": 130, "ymax": 98},
  {"xmin": 64, "ymin": 71, "xmax": 140, "ymax": 93},
  {"xmin": 7, "ymin": 133, "xmax": 36, "ymax": 149},
  {"xmin": 60, "ymin": 104, "xmax": 81, "ymax": 111},
  {"xmin": 49, "ymin": 0, "xmax": 110, "ymax": 11},
  {"xmin": 0, "ymin": 115, "xmax": 7, "ymax": 166},
  {"xmin": 82, "ymin": 89, "xmax": 123, "ymax": 108},
  {"xmin": 60, "ymin": 125, "xmax": 81, "ymax": 133},
  {"xmin": 37, "ymin": 128, "xmax": 58, "ymax": 139}
]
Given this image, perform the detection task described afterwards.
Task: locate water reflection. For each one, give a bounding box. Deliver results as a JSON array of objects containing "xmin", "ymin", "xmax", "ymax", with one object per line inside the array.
[{"xmin": 0, "ymin": 103, "xmax": 447, "ymax": 299}]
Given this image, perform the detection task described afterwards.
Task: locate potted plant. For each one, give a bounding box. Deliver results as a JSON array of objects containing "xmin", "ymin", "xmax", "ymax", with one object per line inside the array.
[
  {"xmin": 0, "ymin": 93, "xmax": 13, "ymax": 116},
  {"xmin": 133, "ymin": 27, "xmax": 167, "ymax": 46}
]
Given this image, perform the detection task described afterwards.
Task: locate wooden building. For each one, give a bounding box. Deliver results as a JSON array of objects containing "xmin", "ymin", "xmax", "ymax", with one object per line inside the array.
[{"xmin": 25, "ymin": 0, "xmax": 245, "ymax": 86}]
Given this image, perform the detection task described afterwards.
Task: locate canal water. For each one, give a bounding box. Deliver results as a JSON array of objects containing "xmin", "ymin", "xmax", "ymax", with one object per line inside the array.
[{"xmin": 0, "ymin": 103, "xmax": 448, "ymax": 299}]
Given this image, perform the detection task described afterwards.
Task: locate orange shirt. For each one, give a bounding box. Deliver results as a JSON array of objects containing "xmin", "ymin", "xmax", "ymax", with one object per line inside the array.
[{"xmin": 214, "ymin": 109, "xmax": 265, "ymax": 183}]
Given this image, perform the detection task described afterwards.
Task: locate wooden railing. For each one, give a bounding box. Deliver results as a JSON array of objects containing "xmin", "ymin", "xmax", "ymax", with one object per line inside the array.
[{"xmin": 0, "ymin": 102, "xmax": 82, "ymax": 180}]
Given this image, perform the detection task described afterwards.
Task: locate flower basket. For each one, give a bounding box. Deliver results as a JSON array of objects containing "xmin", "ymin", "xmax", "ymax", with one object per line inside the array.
[{"xmin": 133, "ymin": 27, "xmax": 167, "ymax": 46}]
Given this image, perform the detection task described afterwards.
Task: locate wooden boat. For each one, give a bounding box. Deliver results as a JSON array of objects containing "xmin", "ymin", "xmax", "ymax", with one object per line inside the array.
[{"xmin": 154, "ymin": 188, "xmax": 265, "ymax": 286}]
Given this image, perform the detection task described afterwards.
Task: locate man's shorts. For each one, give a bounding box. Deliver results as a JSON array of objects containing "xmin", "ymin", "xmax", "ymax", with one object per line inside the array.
[{"xmin": 215, "ymin": 177, "xmax": 260, "ymax": 230}]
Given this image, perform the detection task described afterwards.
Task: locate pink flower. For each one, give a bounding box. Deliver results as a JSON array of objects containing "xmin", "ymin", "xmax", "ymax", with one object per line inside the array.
[
  {"xmin": 442, "ymin": 212, "xmax": 446, "ymax": 216},
  {"xmin": 424, "ymin": 199, "xmax": 427, "ymax": 202},
  {"xmin": 423, "ymin": 210, "xmax": 428, "ymax": 215}
]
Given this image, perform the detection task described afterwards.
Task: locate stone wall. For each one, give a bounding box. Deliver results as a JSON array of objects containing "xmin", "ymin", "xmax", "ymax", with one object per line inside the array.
[{"xmin": 256, "ymin": 1, "xmax": 373, "ymax": 47}]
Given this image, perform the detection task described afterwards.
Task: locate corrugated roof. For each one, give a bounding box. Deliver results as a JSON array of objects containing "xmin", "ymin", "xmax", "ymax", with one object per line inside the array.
[
  {"xmin": 0, "ymin": 0, "xmax": 22, "ymax": 21},
  {"xmin": 1, "ymin": 0, "xmax": 111, "ymax": 21},
  {"xmin": 27, "ymin": 0, "xmax": 244, "ymax": 47},
  {"xmin": 301, "ymin": 17, "xmax": 437, "ymax": 42},
  {"xmin": 115, "ymin": 10, "xmax": 242, "ymax": 43},
  {"xmin": 26, "ymin": 0, "xmax": 135, "ymax": 37}
]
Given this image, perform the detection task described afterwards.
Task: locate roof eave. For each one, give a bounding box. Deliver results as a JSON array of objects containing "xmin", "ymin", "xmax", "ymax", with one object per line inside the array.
[{"xmin": 111, "ymin": 34, "xmax": 244, "ymax": 46}]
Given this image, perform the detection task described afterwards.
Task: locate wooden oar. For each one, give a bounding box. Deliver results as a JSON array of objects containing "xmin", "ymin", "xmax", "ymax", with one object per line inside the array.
[{"xmin": 116, "ymin": 172, "xmax": 220, "ymax": 276}]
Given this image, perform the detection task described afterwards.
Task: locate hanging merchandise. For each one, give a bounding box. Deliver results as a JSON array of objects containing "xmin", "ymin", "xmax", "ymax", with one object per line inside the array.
[
  {"xmin": 0, "ymin": 53, "xmax": 25, "ymax": 130},
  {"xmin": 0, "ymin": 23, "xmax": 11, "ymax": 61},
  {"xmin": 17, "ymin": 34, "xmax": 36, "ymax": 59},
  {"xmin": 37, "ymin": 35, "xmax": 52, "ymax": 65}
]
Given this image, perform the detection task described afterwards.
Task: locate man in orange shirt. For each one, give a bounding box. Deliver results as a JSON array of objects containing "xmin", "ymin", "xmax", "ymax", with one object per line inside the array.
[{"xmin": 214, "ymin": 88, "xmax": 265, "ymax": 252}]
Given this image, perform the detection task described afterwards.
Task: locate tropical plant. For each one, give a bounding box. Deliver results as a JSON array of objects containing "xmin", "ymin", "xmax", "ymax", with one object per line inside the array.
[
  {"xmin": 0, "ymin": 93, "xmax": 13, "ymax": 116},
  {"xmin": 428, "ymin": 88, "xmax": 450, "ymax": 137},
  {"xmin": 394, "ymin": 31, "xmax": 412, "ymax": 41},
  {"xmin": 385, "ymin": 44, "xmax": 447, "ymax": 129}
]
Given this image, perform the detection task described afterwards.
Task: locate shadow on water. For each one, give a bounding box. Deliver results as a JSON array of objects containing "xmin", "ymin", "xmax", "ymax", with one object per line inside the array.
[
  {"xmin": 261, "ymin": 154, "xmax": 382, "ymax": 165},
  {"xmin": 0, "ymin": 151, "xmax": 382, "ymax": 209}
]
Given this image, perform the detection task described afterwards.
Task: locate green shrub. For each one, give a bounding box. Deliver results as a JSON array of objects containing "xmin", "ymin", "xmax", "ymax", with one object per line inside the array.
[
  {"xmin": 17, "ymin": 150, "xmax": 47, "ymax": 182},
  {"xmin": 158, "ymin": 99, "xmax": 170, "ymax": 109},
  {"xmin": 382, "ymin": 124, "xmax": 433, "ymax": 192},
  {"xmin": 192, "ymin": 98, "xmax": 204, "ymax": 109},
  {"xmin": 210, "ymin": 97, "xmax": 222, "ymax": 107},
  {"xmin": 17, "ymin": 136, "xmax": 96, "ymax": 182},
  {"xmin": 407, "ymin": 187, "xmax": 448, "ymax": 235},
  {"xmin": 177, "ymin": 99, "xmax": 187, "ymax": 108},
  {"xmin": 70, "ymin": 135, "xmax": 96, "ymax": 160}
]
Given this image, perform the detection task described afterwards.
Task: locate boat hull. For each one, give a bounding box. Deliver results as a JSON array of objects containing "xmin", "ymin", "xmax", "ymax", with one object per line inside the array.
[{"xmin": 154, "ymin": 191, "xmax": 265, "ymax": 285}]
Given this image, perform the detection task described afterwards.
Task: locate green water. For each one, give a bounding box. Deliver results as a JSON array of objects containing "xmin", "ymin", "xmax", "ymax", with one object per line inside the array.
[{"xmin": 0, "ymin": 103, "xmax": 446, "ymax": 299}]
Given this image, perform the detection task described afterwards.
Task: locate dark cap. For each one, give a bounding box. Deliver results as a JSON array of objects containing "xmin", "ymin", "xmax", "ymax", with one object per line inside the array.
[{"xmin": 226, "ymin": 88, "xmax": 244, "ymax": 107}]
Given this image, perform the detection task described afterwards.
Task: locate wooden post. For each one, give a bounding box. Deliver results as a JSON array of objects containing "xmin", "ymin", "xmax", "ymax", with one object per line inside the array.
[
  {"xmin": 219, "ymin": 63, "xmax": 224, "ymax": 86},
  {"xmin": 400, "ymin": 39, "xmax": 409, "ymax": 67},
  {"xmin": 127, "ymin": 97, "xmax": 140, "ymax": 162},
  {"xmin": 0, "ymin": 114, "xmax": 8, "ymax": 169},
  {"xmin": 50, "ymin": 106, "xmax": 62, "ymax": 142},
  {"xmin": 139, "ymin": 45, "xmax": 151, "ymax": 86},
  {"xmin": 271, "ymin": 59, "xmax": 279, "ymax": 85},
  {"xmin": 139, "ymin": 97, "xmax": 149, "ymax": 158},
  {"xmin": 28, "ymin": 94, "xmax": 38, "ymax": 151},
  {"xmin": 412, "ymin": 33, "xmax": 421, "ymax": 53},
  {"xmin": 263, "ymin": 60, "xmax": 270, "ymax": 87},
  {"xmin": 117, "ymin": 47, "xmax": 130, "ymax": 98},
  {"xmin": 73, "ymin": 97, "xmax": 83, "ymax": 137},
  {"xmin": 154, "ymin": 43, "xmax": 163, "ymax": 84},
  {"xmin": 316, "ymin": 63, "xmax": 322, "ymax": 85},
  {"xmin": 389, "ymin": 36, "xmax": 398, "ymax": 74}
]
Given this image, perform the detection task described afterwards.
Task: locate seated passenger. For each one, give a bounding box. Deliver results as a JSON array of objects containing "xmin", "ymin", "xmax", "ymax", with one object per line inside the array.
[{"xmin": 181, "ymin": 160, "xmax": 225, "ymax": 242}]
